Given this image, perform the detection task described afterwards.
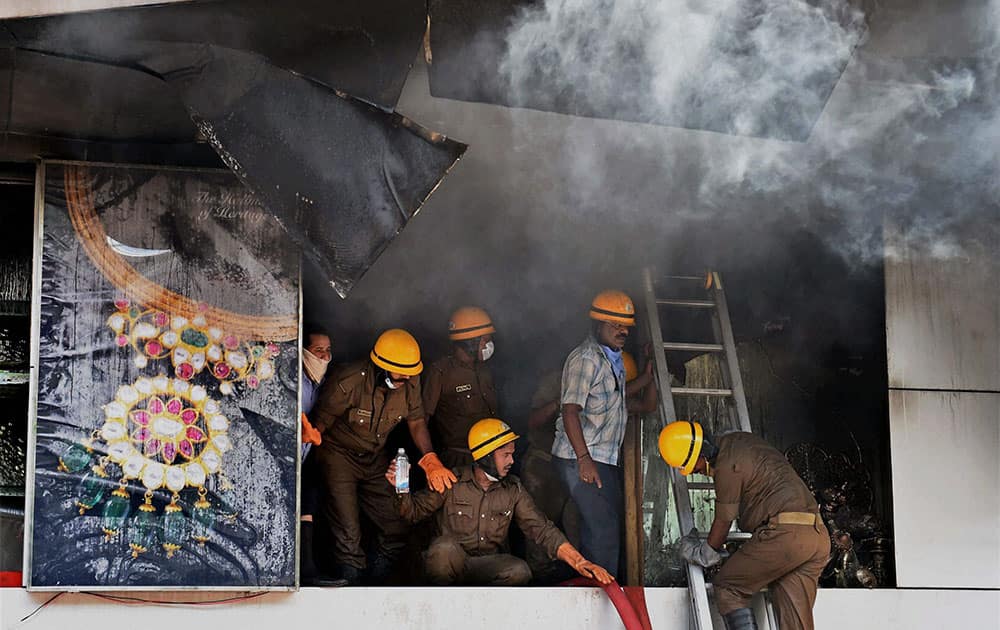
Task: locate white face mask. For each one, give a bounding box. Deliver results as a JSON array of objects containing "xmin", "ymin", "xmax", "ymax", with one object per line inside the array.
[
  {"xmin": 302, "ymin": 348, "xmax": 331, "ymax": 384},
  {"xmin": 480, "ymin": 340, "xmax": 495, "ymax": 362},
  {"xmin": 384, "ymin": 376, "xmax": 400, "ymax": 390}
]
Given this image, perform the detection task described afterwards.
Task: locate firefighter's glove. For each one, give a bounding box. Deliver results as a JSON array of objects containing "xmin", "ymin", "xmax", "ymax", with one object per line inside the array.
[
  {"xmin": 680, "ymin": 529, "xmax": 723, "ymax": 568},
  {"xmin": 301, "ymin": 413, "xmax": 322, "ymax": 446},
  {"xmin": 419, "ymin": 452, "xmax": 457, "ymax": 493},
  {"xmin": 557, "ymin": 542, "xmax": 614, "ymax": 584}
]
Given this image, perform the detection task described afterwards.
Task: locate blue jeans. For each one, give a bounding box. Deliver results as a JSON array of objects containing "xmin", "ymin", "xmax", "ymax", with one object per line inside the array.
[{"xmin": 554, "ymin": 456, "xmax": 623, "ymax": 577}]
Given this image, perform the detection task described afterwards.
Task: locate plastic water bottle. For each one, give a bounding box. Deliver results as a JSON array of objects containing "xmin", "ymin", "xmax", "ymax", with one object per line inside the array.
[{"xmin": 394, "ymin": 448, "xmax": 410, "ymax": 494}]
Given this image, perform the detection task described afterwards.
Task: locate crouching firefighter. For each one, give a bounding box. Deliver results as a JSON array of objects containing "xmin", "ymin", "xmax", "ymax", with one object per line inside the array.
[
  {"xmin": 387, "ymin": 418, "xmax": 613, "ymax": 586},
  {"xmin": 311, "ymin": 329, "xmax": 457, "ymax": 584},
  {"xmin": 658, "ymin": 421, "xmax": 830, "ymax": 630}
]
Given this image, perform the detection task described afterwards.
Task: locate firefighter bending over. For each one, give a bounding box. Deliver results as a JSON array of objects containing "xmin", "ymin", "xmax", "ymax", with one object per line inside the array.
[{"xmin": 659, "ymin": 421, "xmax": 830, "ymax": 630}]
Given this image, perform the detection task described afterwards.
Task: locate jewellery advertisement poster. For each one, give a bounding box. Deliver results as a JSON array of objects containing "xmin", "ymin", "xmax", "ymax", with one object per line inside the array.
[{"xmin": 26, "ymin": 162, "xmax": 299, "ymax": 589}]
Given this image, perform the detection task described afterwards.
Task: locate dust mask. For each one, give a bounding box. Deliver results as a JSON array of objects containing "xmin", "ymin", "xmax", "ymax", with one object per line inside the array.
[
  {"xmin": 480, "ymin": 340, "xmax": 495, "ymax": 362},
  {"xmin": 302, "ymin": 348, "xmax": 330, "ymax": 384}
]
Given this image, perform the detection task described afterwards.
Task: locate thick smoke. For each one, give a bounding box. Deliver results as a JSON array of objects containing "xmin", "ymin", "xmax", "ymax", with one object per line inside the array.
[
  {"xmin": 311, "ymin": 0, "xmax": 999, "ymax": 428},
  {"xmin": 496, "ymin": 0, "xmax": 999, "ymax": 264},
  {"xmin": 502, "ymin": 0, "xmax": 866, "ymax": 138}
]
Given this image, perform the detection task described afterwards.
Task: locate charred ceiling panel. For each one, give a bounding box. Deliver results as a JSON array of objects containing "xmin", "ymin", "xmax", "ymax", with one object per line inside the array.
[
  {"xmin": 144, "ymin": 46, "xmax": 467, "ymax": 296},
  {"xmin": 428, "ymin": 0, "xmax": 868, "ymax": 141},
  {"xmin": 3, "ymin": 49, "xmax": 194, "ymax": 142},
  {"xmin": 0, "ymin": 48, "xmax": 11, "ymax": 135},
  {"xmin": 3, "ymin": 0, "xmax": 424, "ymax": 110},
  {"xmin": 0, "ymin": 2, "xmax": 465, "ymax": 296}
]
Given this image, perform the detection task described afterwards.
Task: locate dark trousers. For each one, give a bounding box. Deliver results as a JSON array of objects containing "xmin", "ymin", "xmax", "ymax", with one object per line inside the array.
[
  {"xmin": 299, "ymin": 450, "xmax": 322, "ymax": 578},
  {"xmin": 424, "ymin": 536, "xmax": 532, "ymax": 586},
  {"xmin": 316, "ymin": 445, "xmax": 407, "ymax": 572},
  {"xmin": 554, "ymin": 456, "xmax": 623, "ymax": 577},
  {"xmin": 301, "ymin": 449, "xmax": 320, "ymax": 517},
  {"xmin": 714, "ymin": 522, "xmax": 831, "ymax": 630}
]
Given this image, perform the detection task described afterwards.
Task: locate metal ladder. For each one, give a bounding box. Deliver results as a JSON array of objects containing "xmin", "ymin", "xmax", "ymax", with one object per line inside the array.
[{"xmin": 641, "ymin": 268, "xmax": 778, "ymax": 630}]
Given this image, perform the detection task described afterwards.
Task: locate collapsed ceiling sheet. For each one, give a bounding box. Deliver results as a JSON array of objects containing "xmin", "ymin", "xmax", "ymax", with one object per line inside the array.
[
  {"xmin": 0, "ymin": 1, "xmax": 466, "ymax": 295},
  {"xmin": 3, "ymin": 0, "xmax": 425, "ymax": 110}
]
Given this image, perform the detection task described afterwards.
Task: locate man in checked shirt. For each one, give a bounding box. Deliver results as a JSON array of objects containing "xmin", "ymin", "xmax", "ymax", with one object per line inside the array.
[
  {"xmin": 550, "ymin": 290, "xmax": 637, "ymax": 577},
  {"xmin": 386, "ymin": 418, "xmax": 612, "ymax": 586}
]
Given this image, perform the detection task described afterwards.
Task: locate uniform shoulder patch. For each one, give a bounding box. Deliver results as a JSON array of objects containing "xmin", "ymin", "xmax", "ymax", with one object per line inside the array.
[{"xmin": 337, "ymin": 366, "xmax": 368, "ymax": 392}]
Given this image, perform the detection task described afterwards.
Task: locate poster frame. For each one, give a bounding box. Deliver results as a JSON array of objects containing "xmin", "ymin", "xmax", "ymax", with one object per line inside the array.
[{"xmin": 24, "ymin": 159, "xmax": 302, "ymax": 592}]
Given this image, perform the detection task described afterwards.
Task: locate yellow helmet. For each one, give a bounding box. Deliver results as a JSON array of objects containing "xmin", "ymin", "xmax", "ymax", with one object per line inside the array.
[
  {"xmin": 590, "ymin": 290, "xmax": 636, "ymax": 326},
  {"xmin": 448, "ymin": 306, "xmax": 496, "ymax": 341},
  {"xmin": 658, "ymin": 420, "xmax": 704, "ymax": 476},
  {"xmin": 468, "ymin": 418, "xmax": 519, "ymax": 461},
  {"xmin": 370, "ymin": 329, "xmax": 423, "ymax": 376},
  {"xmin": 622, "ymin": 351, "xmax": 638, "ymax": 382}
]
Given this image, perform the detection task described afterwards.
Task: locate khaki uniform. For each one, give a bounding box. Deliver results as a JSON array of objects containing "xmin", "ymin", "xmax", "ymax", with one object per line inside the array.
[
  {"xmin": 525, "ymin": 371, "xmax": 561, "ymax": 455},
  {"xmin": 397, "ymin": 465, "xmax": 567, "ymax": 585},
  {"xmin": 422, "ymin": 356, "xmax": 497, "ymax": 468},
  {"xmin": 311, "ymin": 360, "xmax": 425, "ymax": 571},
  {"xmin": 521, "ymin": 371, "xmax": 580, "ymax": 580},
  {"xmin": 712, "ymin": 432, "xmax": 831, "ymax": 630}
]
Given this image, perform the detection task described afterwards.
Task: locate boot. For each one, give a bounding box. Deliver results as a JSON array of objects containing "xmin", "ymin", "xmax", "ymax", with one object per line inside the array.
[
  {"xmin": 334, "ymin": 564, "xmax": 362, "ymax": 586},
  {"xmin": 365, "ymin": 553, "xmax": 395, "ymax": 585},
  {"xmin": 722, "ymin": 608, "xmax": 758, "ymax": 630},
  {"xmin": 300, "ymin": 522, "xmax": 347, "ymax": 587}
]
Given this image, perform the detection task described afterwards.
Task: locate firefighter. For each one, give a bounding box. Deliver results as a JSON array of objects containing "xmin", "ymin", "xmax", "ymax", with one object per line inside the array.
[
  {"xmin": 551, "ymin": 289, "xmax": 636, "ymax": 577},
  {"xmin": 387, "ymin": 418, "xmax": 613, "ymax": 586},
  {"xmin": 422, "ymin": 306, "xmax": 499, "ymax": 468},
  {"xmin": 659, "ymin": 421, "xmax": 830, "ymax": 630},
  {"xmin": 311, "ymin": 329, "xmax": 457, "ymax": 584}
]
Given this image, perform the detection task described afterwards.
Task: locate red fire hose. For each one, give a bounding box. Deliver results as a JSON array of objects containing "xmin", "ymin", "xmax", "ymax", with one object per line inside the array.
[
  {"xmin": 0, "ymin": 571, "xmax": 22, "ymax": 587},
  {"xmin": 560, "ymin": 577, "xmax": 650, "ymax": 630}
]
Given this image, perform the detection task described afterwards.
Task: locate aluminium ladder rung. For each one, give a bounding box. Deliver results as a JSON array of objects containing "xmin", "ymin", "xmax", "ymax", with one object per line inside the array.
[
  {"xmin": 663, "ymin": 342, "xmax": 724, "ymax": 352},
  {"xmin": 686, "ymin": 482, "xmax": 715, "ymax": 490},
  {"xmin": 643, "ymin": 268, "xmax": 773, "ymax": 629},
  {"xmin": 693, "ymin": 531, "xmax": 754, "ymax": 542},
  {"xmin": 671, "ymin": 387, "xmax": 733, "ymax": 397},
  {"xmin": 662, "ymin": 274, "xmax": 709, "ymax": 281},
  {"xmin": 656, "ymin": 298, "xmax": 716, "ymax": 308}
]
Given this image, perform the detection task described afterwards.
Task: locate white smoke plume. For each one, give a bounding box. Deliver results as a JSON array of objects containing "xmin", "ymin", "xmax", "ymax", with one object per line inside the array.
[
  {"xmin": 497, "ymin": 0, "xmax": 999, "ymax": 264},
  {"xmin": 503, "ymin": 0, "xmax": 865, "ymax": 138}
]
